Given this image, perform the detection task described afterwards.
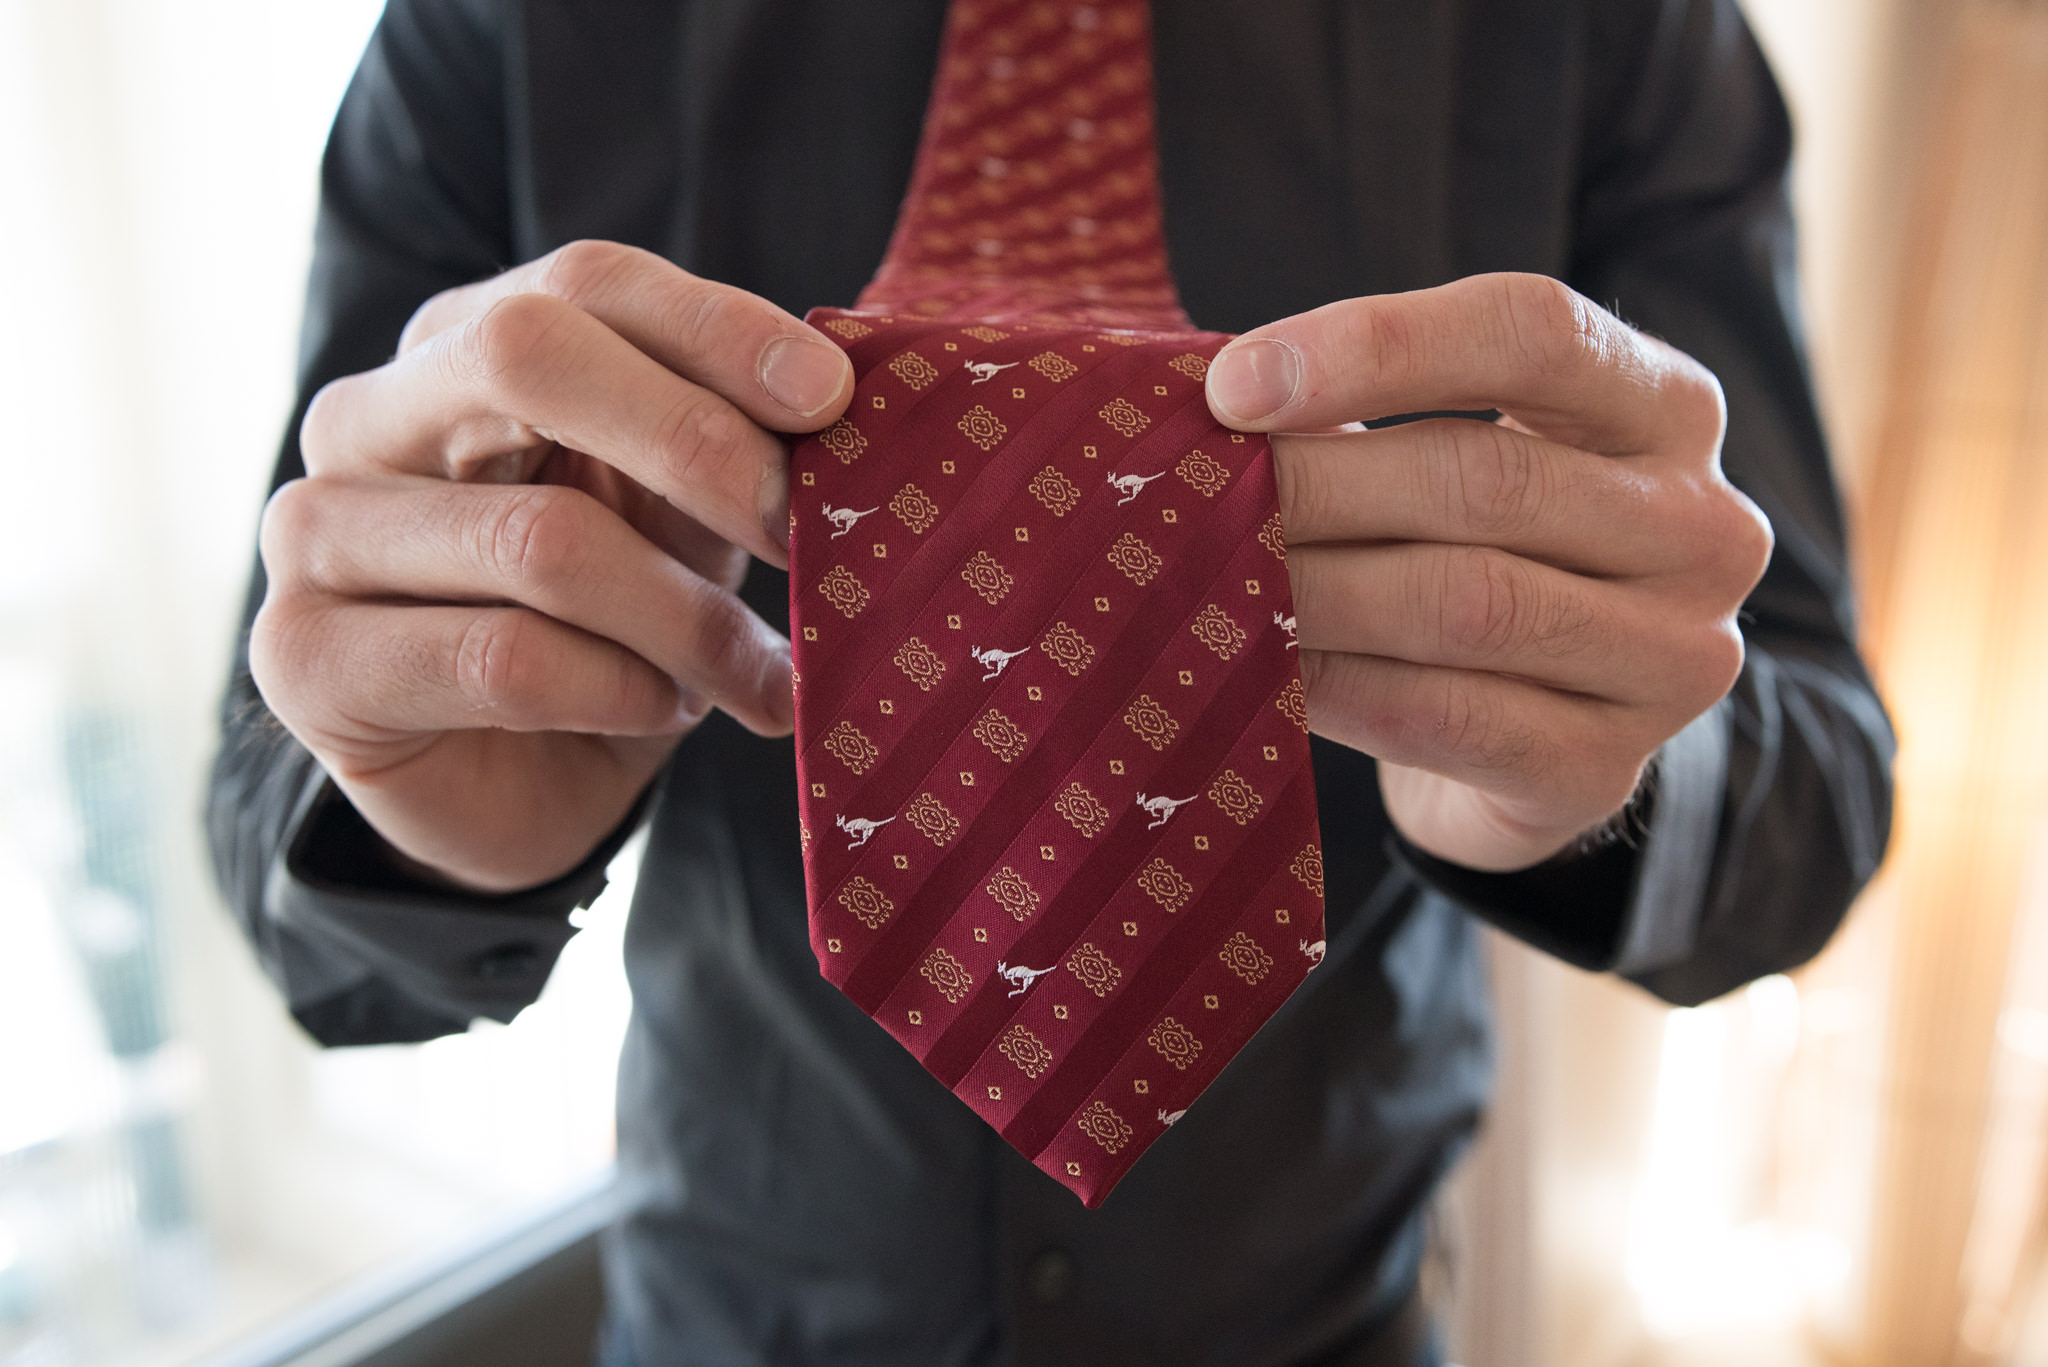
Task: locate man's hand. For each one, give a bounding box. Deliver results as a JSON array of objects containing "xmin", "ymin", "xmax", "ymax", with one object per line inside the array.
[
  {"xmin": 251, "ymin": 241, "xmax": 853, "ymax": 892},
  {"xmin": 1207, "ymin": 274, "xmax": 1772, "ymax": 872}
]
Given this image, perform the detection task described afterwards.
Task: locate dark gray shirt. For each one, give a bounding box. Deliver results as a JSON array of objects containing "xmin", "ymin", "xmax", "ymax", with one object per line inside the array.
[{"xmin": 208, "ymin": 2, "xmax": 1895, "ymax": 1362}]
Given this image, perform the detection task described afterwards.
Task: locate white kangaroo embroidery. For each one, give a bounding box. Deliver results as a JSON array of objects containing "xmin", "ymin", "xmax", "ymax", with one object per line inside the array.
[
  {"xmin": 835, "ymin": 813, "xmax": 893, "ymax": 849},
  {"xmin": 997, "ymin": 961, "xmax": 1055, "ymax": 998},
  {"xmin": 1107, "ymin": 470, "xmax": 1164, "ymax": 505},
  {"xmin": 1272, "ymin": 610, "xmax": 1299, "ymax": 648},
  {"xmin": 964, "ymin": 359, "xmax": 1019, "ymax": 384},
  {"xmin": 1157, "ymin": 1108, "xmax": 1187, "ymax": 1126},
  {"xmin": 1134, "ymin": 792, "xmax": 1197, "ymax": 830},
  {"xmin": 1300, "ymin": 939, "xmax": 1327, "ymax": 965},
  {"xmin": 822, "ymin": 502, "xmax": 879, "ymax": 538},
  {"xmin": 969, "ymin": 645, "xmax": 1028, "ymax": 682}
]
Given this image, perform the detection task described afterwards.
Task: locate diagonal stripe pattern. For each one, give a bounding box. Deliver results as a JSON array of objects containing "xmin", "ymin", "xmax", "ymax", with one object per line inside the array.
[{"xmin": 787, "ymin": 0, "xmax": 1324, "ymax": 1208}]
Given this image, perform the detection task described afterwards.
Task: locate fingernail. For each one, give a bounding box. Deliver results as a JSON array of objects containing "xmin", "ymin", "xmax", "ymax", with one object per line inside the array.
[
  {"xmin": 758, "ymin": 335, "xmax": 850, "ymax": 418},
  {"xmin": 1208, "ymin": 338, "xmax": 1301, "ymax": 423}
]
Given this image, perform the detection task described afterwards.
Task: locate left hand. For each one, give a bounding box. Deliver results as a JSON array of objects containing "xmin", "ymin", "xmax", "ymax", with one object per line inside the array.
[{"xmin": 1206, "ymin": 273, "xmax": 1773, "ymax": 872}]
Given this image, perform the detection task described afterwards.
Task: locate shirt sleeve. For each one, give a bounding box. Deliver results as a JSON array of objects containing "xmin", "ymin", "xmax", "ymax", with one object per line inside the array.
[
  {"xmin": 1398, "ymin": 0, "xmax": 1895, "ymax": 1005},
  {"xmin": 203, "ymin": 0, "xmax": 588, "ymax": 1046}
]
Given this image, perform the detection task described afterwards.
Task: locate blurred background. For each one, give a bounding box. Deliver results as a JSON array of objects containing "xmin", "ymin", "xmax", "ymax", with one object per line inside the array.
[{"xmin": 0, "ymin": 1, "xmax": 2044, "ymax": 1365}]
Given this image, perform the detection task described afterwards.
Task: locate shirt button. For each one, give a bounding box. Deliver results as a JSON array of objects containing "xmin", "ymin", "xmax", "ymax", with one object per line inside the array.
[{"xmin": 1025, "ymin": 1248, "xmax": 1074, "ymax": 1305}]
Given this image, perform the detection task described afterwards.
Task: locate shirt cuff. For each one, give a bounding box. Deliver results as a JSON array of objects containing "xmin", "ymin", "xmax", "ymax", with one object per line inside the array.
[
  {"xmin": 1388, "ymin": 700, "xmax": 1730, "ymax": 976},
  {"xmin": 1609, "ymin": 698, "xmax": 1731, "ymax": 977},
  {"xmin": 265, "ymin": 774, "xmax": 641, "ymax": 1024}
]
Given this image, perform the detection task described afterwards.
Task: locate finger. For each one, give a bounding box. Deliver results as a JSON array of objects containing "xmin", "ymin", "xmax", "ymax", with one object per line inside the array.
[
  {"xmin": 1287, "ymin": 541, "xmax": 1743, "ymax": 706},
  {"xmin": 1298, "ymin": 649, "xmax": 1654, "ymax": 820},
  {"xmin": 252, "ymin": 600, "xmax": 696, "ymax": 746},
  {"xmin": 1207, "ymin": 273, "xmax": 1725, "ymax": 459},
  {"xmin": 398, "ymin": 240, "xmax": 853, "ymax": 432},
  {"xmin": 303, "ymin": 292, "xmax": 793, "ymax": 564},
  {"xmin": 1273, "ymin": 420, "xmax": 1678, "ymax": 575},
  {"xmin": 263, "ymin": 477, "xmax": 796, "ymax": 737}
]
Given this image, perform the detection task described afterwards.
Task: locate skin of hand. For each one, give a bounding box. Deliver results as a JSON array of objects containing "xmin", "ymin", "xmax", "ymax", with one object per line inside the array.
[
  {"xmin": 251, "ymin": 241, "xmax": 853, "ymax": 892},
  {"xmin": 1207, "ymin": 273, "xmax": 1773, "ymax": 873}
]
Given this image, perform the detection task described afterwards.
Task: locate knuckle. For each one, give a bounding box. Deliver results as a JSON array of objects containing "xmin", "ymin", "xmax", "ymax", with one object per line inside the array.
[
  {"xmin": 297, "ymin": 376, "xmax": 358, "ymax": 473},
  {"xmin": 478, "ymin": 484, "xmax": 593, "ymax": 592},
  {"xmin": 681, "ymin": 589, "xmax": 761, "ymax": 692},
  {"xmin": 654, "ymin": 387, "xmax": 751, "ymax": 489},
  {"xmin": 397, "ymin": 284, "xmax": 468, "ymax": 354},
  {"xmin": 536, "ymin": 239, "xmax": 640, "ymax": 304},
  {"xmin": 459, "ymin": 293, "xmax": 574, "ymax": 398},
  {"xmin": 662, "ymin": 276, "xmax": 751, "ymax": 358},
  {"xmin": 1455, "ymin": 423, "xmax": 1546, "ymax": 538},
  {"xmin": 257, "ymin": 478, "xmax": 321, "ymax": 570},
  {"xmin": 451, "ymin": 610, "xmax": 533, "ymax": 714},
  {"xmin": 1495, "ymin": 273, "xmax": 1598, "ymax": 375},
  {"xmin": 1437, "ymin": 547, "xmax": 1529, "ymax": 658}
]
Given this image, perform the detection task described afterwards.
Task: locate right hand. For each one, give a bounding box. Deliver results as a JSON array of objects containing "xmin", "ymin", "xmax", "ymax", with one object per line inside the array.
[{"xmin": 251, "ymin": 241, "xmax": 853, "ymax": 892}]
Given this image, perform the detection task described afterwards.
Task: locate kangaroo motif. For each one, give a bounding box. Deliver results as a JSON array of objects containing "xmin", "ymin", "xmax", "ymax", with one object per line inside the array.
[
  {"xmin": 997, "ymin": 961, "xmax": 1055, "ymax": 998},
  {"xmin": 823, "ymin": 502, "xmax": 879, "ymax": 538},
  {"xmin": 969, "ymin": 645, "xmax": 1028, "ymax": 682},
  {"xmin": 964, "ymin": 360, "xmax": 1020, "ymax": 384},
  {"xmin": 1134, "ymin": 792, "xmax": 1197, "ymax": 830},
  {"xmin": 1300, "ymin": 939, "xmax": 1327, "ymax": 965},
  {"xmin": 1106, "ymin": 470, "xmax": 1164, "ymax": 505},
  {"xmin": 1272, "ymin": 610, "xmax": 1298, "ymax": 648},
  {"xmin": 834, "ymin": 813, "xmax": 893, "ymax": 850},
  {"xmin": 1157, "ymin": 1108, "xmax": 1187, "ymax": 1126}
]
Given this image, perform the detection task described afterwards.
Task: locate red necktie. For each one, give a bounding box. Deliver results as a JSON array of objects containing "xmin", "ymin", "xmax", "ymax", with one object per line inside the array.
[{"xmin": 787, "ymin": 0, "xmax": 1324, "ymax": 1208}]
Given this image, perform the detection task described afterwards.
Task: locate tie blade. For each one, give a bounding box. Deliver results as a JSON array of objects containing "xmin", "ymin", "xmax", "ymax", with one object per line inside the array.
[{"xmin": 789, "ymin": 315, "xmax": 1324, "ymax": 1205}]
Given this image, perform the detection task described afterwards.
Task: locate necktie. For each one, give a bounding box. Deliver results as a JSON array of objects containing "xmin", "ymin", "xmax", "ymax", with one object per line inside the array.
[{"xmin": 787, "ymin": 0, "xmax": 1325, "ymax": 1208}]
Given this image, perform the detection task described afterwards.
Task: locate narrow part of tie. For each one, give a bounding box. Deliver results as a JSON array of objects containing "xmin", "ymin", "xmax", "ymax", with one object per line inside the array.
[{"xmin": 786, "ymin": 0, "xmax": 1325, "ymax": 1208}]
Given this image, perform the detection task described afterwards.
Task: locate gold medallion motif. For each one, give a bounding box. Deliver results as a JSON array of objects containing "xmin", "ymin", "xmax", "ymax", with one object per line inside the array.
[
  {"xmin": 1176, "ymin": 448, "xmax": 1230, "ymax": 497},
  {"xmin": 1038, "ymin": 621, "xmax": 1096, "ymax": 676},
  {"xmin": 960, "ymin": 550, "xmax": 1015, "ymax": 605},
  {"xmin": 1219, "ymin": 931, "xmax": 1275, "ymax": 986},
  {"xmin": 1077, "ymin": 1099, "xmax": 1135, "ymax": 1154},
  {"xmin": 837, "ymin": 876, "xmax": 894, "ymax": 930},
  {"xmin": 973, "ymin": 709, "xmax": 1029, "ymax": 762},
  {"xmin": 1136, "ymin": 857, "xmax": 1194, "ymax": 912},
  {"xmin": 1098, "ymin": 396, "xmax": 1150, "ymax": 438},
  {"xmin": 1206, "ymin": 769, "xmax": 1262, "ymax": 826},
  {"xmin": 958, "ymin": 404, "xmax": 1009, "ymax": 451},
  {"xmin": 904, "ymin": 792, "xmax": 961, "ymax": 847},
  {"xmin": 819, "ymin": 419, "xmax": 868, "ymax": 464},
  {"xmin": 894, "ymin": 636, "xmax": 947, "ymax": 691},
  {"xmin": 890, "ymin": 483, "xmax": 941, "ymax": 534},
  {"xmin": 1147, "ymin": 1017, "xmax": 1203, "ymax": 1071},
  {"xmin": 888, "ymin": 351, "xmax": 941, "ymax": 390},
  {"xmin": 821, "ymin": 317, "xmax": 872, "ymax": 339},
  {"xmin": 1066, "ymin": 942, "xmax": 1123, "ymax": 998},
  {"xmin": 1258, "ymin": 511, "xmax": 1287, "ymax": 560},
  {"xmin": 1275, "ymin": 677, "xmax": 1309, "ymax": 731},
  {"xmin": 985, "ymin": 865, "xmax": 1041, "ymax": 922},
  {"xmin": 998, "ymin": 1023, "xmax": 1054, "ymax": 1078},
  {"xmin": 1105, "ymin": 532, "xmax": 1162, "ymax": 586},
  {"xmin": 1028, "ymin": 350, "xmax": 1078, "ymax": 383},
  {"xmin": 817, "ymin": 566, "xmax": 870, "ymax": 619},
  {"xmin": 920, "ymin": 947, "xmax": 974, "ymax": 1004},
  {"xmin": 1028, "ymin": 464, "xmax": 1082, "ymax": 516},
  {"xmin": 960, "ymin": 325, "xmax": 1010, "ymax": 343},
  {"xmin": 1054, "ymin": 781, "xmax": 1111, "ymax": 837},
  {"xmin": 1165, "ymin": 352, "xmax": 1209, "ymax": 381},
  {"xmin": 1290, "ymin": 844, "xmax": 1325, "ymax": 900},
  {"xmin": 1122, "ymin": 694, "xmax": 1179, "ymax": 751},
  {"xmin": 1188, "ymin": 603, "xmax": 1247, "ymax": 660},
  {"xmin": 822, "ymin": 720, "xmax": 880, "ymax": 775}
]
